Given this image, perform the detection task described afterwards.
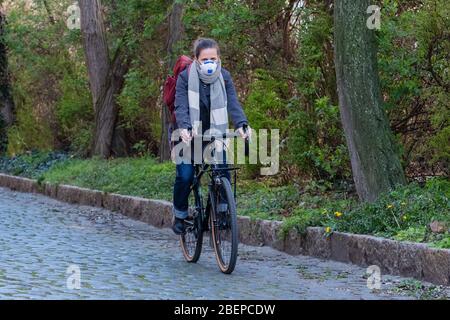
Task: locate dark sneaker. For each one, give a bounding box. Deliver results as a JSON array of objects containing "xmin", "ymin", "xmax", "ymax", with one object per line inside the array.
[{"xmin": 172, "ymin": 217, "xmax": 186, "ymax": 235}]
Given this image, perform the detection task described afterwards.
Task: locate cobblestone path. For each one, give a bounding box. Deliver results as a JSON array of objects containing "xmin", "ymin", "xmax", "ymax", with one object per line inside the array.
[{"xmin": 1, "ymin": 187, "xmax": 448, "ymax": 300}]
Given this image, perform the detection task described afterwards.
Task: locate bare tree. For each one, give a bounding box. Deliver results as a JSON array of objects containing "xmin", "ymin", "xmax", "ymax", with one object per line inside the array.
[
  {"xmin": 79, "ymin": 0, "xmax": 130, "ymax": 158},
  {"xmin": 334, "ymin": 0, "xmax": 406, "ymax": 202},
  {"xmin": 160, "ymin": 1, "xmax": 184, "ymax": 162},
  {"xmin": 0, "ymin": 7, "xmax": 14, "ymax": 152}
]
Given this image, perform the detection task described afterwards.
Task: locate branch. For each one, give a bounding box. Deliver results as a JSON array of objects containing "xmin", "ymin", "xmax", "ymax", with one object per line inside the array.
[{"xmin": 426, "ymin": 33, "xmax": 450, "ymax": 91}]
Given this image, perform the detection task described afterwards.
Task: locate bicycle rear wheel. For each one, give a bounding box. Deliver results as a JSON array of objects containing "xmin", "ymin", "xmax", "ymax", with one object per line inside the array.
[
  {"xmin": 180, "ymin": 185, "xmax": 203, "ymax": 263},
  {"xmin": 210, "ymin": 176, "xmax": 238, "ymax": 274}
]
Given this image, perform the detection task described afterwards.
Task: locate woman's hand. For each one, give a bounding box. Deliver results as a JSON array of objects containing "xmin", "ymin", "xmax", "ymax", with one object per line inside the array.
[
  {"xmin": 180, "ymin": 128, "xmax": 192, "ymax": 144},
  {"xmin": 237, "ymin": 125, "xmax": 251, "ymax": 140}
]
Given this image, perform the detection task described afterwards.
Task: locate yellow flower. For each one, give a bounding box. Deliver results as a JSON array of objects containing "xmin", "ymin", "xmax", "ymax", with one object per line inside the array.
[
  {"xmin": 402, "ymin": 215, "xmax": 408, "ymax": 221},
  {"xmin": 387, "ymin": 204, "xmax": 394, "ymax": 209},
  {"xmin": 401, "ymin": 202, "xmax": 407, "ymax": 206},
  {"xmin": 334, "ymin": 211, "xmax": 343, "ymax": 218},
  {"xmin": 325, "ymin": 227, "xmax": 332, "ymax": 233}
]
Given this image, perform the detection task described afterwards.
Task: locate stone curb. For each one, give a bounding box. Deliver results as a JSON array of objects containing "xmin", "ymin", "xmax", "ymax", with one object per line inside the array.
[{"xmin": 0, "ymin": 173, "xmax": 449, "ymax": 286}]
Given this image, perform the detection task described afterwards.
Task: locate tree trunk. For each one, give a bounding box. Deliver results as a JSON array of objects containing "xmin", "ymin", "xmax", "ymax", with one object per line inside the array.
[
  {"xmin": 79, "ymin": 0, "xmax": 129, "ymax": 158},
  {"xmin": 104, "ymin": 48, "xmax": 130, "ymax": 157},
  {"xmin": 334, "ymin": 0, "xmax": 406, "ymax": 202},
  {"xmin": 160, "ymin": 1, "xmax": 184, "ymax": 162},
  {"xmin": 0, "ymin": 9, "xmax": 14, "ymax": 153}
]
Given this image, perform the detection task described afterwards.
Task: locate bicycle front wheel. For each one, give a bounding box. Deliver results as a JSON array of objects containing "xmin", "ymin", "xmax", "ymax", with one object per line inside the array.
[
  {"xmin": 180, "ymin": 185, "xmax": 203, "ymax": 263},
  {"xmin": 210, "ymin": 176, "xmax": 238, "ymax": 274}
]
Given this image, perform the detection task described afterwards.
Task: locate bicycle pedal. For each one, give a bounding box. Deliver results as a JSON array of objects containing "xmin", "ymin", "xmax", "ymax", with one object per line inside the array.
[{"xmin": 184, "ymin": 219, "xmax": 194, "ymax": 227}]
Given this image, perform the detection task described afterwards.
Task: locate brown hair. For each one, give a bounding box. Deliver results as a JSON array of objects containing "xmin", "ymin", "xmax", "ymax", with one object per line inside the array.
[{"xmin": 192, "ymin": 37, "xmax": 221, "ymax": 59}]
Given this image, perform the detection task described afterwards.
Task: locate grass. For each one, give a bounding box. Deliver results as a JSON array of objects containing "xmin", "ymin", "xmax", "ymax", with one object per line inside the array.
[
  {"xmin": 280, "ymin": 178, "xmax": 450, "ymax": 248},
  {"xmin": 41, "ymin": 156, "xmax": 314, "ymax": 222},
  {"xmin": 42, "ymin": 156, "xmax": 175, "ymax": 201},
  {"xmin": 1, "ymin": 151, "xmax": 449, "ymax": 248}
]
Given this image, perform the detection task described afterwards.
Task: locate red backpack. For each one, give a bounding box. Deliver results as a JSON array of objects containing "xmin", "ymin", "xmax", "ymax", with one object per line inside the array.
[{"xmin": 163, "ymin": 55, "xmax": 193, "ymax": 124}]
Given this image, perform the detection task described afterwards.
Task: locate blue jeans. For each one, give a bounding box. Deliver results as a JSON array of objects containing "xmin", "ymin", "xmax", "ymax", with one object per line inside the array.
[{"xmin": 172, "ymin": 161, "xmax": 231, "ymax": 220}]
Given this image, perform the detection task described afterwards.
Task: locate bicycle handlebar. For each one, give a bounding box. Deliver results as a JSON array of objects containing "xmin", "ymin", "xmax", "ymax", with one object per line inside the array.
[
  {"xmin": 201, "ymin": 132, "xmax": 242, "ymax": 140},
  {"xmin": 180, "ymin": 125, "xmax": 250, "ymax": 157},
  {"xmin": 188, "ymin": 124, "xmax": 249, "ymax": 141}
]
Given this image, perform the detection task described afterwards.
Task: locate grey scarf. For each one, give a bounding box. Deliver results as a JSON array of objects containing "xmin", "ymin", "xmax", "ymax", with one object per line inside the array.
[{"xmin": 188, "ymin": 59, "xmax": 228, "ymax": 136}]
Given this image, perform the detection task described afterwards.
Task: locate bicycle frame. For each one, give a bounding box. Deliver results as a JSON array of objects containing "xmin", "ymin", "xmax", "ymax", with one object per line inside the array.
[
  {"xmin": 189, "ymin": 162, "xmax": 238, "ymax": 228},
  {"xmin": 188, "ymin": 134, "xmax": 242, "ymax": 228}
]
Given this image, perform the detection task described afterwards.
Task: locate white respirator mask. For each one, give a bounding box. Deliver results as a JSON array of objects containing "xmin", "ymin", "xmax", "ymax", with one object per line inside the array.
[{"xmin": 199, "ymin": 59, "xmax": 218, "ymax": 75}]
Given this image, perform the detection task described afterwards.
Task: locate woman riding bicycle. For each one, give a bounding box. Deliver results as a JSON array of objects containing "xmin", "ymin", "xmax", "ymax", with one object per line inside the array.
[{"xmin": 172, "ymin": 37, "xmax": 251, "ymax": 235}]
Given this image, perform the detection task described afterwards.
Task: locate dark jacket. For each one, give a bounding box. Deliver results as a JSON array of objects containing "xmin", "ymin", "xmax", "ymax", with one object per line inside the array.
[{"xmin": 174, "ymin": 67, "xmax": 248, "ymax": 131}]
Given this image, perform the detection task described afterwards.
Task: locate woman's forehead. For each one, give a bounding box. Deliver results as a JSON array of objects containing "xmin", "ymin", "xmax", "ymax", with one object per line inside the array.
[{"xmin": 198, "ymin": 48, "xmax": 219, "ymax": 59}]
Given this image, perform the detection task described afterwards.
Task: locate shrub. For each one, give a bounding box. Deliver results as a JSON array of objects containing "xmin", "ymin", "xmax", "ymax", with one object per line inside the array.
[
  {"xmin": 242, "ymin": 69, "xmax": 290, "ymax": 178},
  {"xmin": 287, "ymin": 96, "xmax": 350, "ymax": 183},
  {"xmin": 55, "ymin": 72, "xmax": 93, "ymax": 156},
  {"xmin": 6, "ymin": 103, "xmax": 53, "ymax": 156}
]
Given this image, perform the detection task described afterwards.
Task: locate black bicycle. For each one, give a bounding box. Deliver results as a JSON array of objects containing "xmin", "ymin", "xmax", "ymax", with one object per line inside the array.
[{"xmin": 180, "ymin": 129, "xmax": 248, "ymax": 274}]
